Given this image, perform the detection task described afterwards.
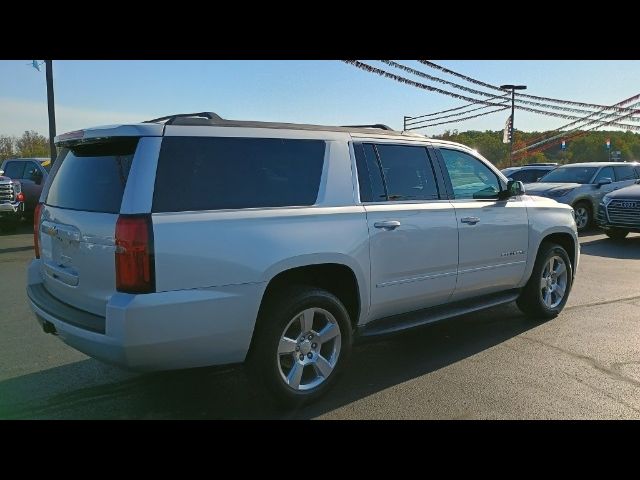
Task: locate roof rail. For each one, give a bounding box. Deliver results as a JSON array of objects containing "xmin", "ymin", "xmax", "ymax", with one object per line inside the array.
[
  {"xmin": 144, "ymin": 112, "xmax": 223, "ymax": 125},
  {"xmin": 142, "ymin": 114, "xmax": 402, "ymax": 134},
  {"xmin": 340, "ymin": 124, "xmax": 394, "ymax": 131},
  {"xmin": 522, "ymin": 162, "xmax": 558, "ymax": 166}
]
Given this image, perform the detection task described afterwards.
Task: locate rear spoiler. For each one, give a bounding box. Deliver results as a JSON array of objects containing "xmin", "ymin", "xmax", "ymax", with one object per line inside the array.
[{"xmin": 55, "ymin": 124, "xmax": 164, "ymax": 146}]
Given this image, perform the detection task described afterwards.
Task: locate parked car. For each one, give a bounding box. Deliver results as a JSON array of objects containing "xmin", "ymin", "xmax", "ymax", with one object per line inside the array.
[
  {"xmin": 0, "ymin": 172, "xmax": 24, "ymax": 229},
  {"xmin": 26, "ymin": 112, "xmax": 579, "ymax": 406},
  {"xmin": 501, "ymin": 163, "xmax": 558, "ymax": 183},
  {"xmin": 525, "ymin": 162, "xmax": 640, "ymax": 232},
  {"xmin": 0, "ymin": 158, "xmax": 50, "ymax": 215},
  {"xmin": 597, "ymin": 180, "xmax": 640, "ymax": 239}
]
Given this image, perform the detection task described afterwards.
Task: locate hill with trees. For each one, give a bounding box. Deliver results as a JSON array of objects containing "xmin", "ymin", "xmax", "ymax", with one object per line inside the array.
[{"xmin": 434, "ymin": 130, "xmax": 640, "ymax": 169}]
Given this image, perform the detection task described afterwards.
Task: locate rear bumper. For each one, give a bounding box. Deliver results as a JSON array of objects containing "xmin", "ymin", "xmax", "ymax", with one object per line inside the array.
[{"xmin": 26, "ymin": 259, "xmax": 265, "ymax": 371}]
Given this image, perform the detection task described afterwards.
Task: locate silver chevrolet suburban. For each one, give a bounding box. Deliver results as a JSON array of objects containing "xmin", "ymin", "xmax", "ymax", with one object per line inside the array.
[{"xmin": 26, "ymin": 112, "xmax": 579, "ymax": 406}]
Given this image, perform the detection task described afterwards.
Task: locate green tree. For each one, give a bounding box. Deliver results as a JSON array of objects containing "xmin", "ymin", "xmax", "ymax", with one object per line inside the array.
[
  {"xmin": 0, "ymin": 135, "xmax": 15, "ymax": 161},
  {"xmin": 15, "ymin": 130, "xmax": 49, "ymax": 158}
]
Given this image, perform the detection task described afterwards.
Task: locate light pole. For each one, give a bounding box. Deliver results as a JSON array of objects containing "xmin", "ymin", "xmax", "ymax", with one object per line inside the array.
[
  {"xmin": 500, "ymin": 84, "xmax": 527, "ymax": 166},
  {"xmin": 45, "ymin": 60, "xmax": 57, "ymax": 164}
]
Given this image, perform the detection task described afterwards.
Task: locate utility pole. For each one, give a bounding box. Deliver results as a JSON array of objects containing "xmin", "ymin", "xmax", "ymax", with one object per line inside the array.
[
  {"xmin": 500, "ymin": 84, "xmax": 527, "ymax": 166},
  {"xmin": 45, "ymin": 60, "xmax": 57, "ymax": 164}
]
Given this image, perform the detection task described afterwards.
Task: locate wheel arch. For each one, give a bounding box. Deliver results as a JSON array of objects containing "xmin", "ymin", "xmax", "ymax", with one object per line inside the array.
[
  {"xmin": 257, "ymin": 254, "xmax": 368, "ymax": 327},
  {"xmin": 520, "ymin": 227, "xmax": 579, "ymax": 286}
]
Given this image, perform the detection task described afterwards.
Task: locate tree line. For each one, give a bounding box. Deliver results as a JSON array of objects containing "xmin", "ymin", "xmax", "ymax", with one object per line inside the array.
[
  {"xmin": 0, "ymin": 131, "xmax": 50, "ymax": 161},
  {"xmin": 434, "ymin": 130, "xmax": 640, "ymax": 169}
]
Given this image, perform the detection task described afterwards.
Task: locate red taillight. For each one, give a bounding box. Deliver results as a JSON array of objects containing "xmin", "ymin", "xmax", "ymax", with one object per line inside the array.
[
  {"xmin": 115, "ymin": 214, "xmax": 155, "ymax": 293},
  {"xmin": 33, "ymin": 203, "xmax": 43, "ymax": 259},
  {"xmin": 16, "ymin": 192, "xmax": 25, "ymax": 202}
]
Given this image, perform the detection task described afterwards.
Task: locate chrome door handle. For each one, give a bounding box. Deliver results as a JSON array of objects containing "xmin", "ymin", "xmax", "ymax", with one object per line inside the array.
[
  {"xmin": 461, "ymin": 217, "xmax": 480, "ymax": 225},
  {"xmin": 374, "ymin": 220, "xmax": 401, "ymax": 230}
]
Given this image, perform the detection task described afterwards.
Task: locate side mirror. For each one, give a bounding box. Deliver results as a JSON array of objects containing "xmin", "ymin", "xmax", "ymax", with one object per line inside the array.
[
  {"xmin": 0, "ymin": 170, "xmax": 4, "ymax": 176},
  {"xmin": 498, "ymin": 180, "xmax": 525, "ymax": 200},
  {"xmin": 635, "ymin": 178, "xmax": 640, "ymax": 184},
  {"xmin": 597, "ymin": 177, "xmax": 612, "ymax": 188}
]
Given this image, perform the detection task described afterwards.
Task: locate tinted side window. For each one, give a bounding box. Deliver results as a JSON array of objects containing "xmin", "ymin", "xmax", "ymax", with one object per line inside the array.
[
  {"xmin": 614, "ymin": 165, "xmax": 636, "ymax": 181},
  {"xmin": 354, "ymin": 143, "xmax": 386, "ymax": 202},
  {"xmin": 635, "ymin": 166, "xmax": 640, "ymax": 178},
  {"xmin": 593, "ymin": 167, "xmax": 614, "ymax": 184},
  {"xmin": 534, "ymin": 169, "xmax": 552, "ymax": 182},
  {"xmin": 439, "ymin": 148, "xmax": 501, "ymax": 199},
  {"xmin": 3, "ymin": 161, "xmax": 25, "ymax": 179},
  {"xmin": 375, "ymin": 144, "xmax": 439, "ymax": 201},
  {"xmin": 23, "ymin": 162, "xmax": 40, "ymax": 181},
  {"xmin": 153, "ymin": 137, "xmax": 325, "ymax": 212},
  {"xmin": 46, "ymin": 139, "xmax": 138, "ymax": 213},
  {"xmin": 509, "ymin": 170, "xmax": 527, "ymax": 182}
]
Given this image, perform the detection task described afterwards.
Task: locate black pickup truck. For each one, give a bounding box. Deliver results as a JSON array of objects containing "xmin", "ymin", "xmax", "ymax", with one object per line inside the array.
[{"xmin": 597, "ymin": 180, "xmax": 640, "ymax": 240}]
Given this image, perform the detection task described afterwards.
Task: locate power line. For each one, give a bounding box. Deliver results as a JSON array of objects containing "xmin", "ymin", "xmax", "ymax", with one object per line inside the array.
[
  {"xmin": 406, "ymin": 107, "xmax": 510, "ymax": 130},
  {"xmin": 514, "ymin": 97, "xmax": 640, "ymax": 155},
  {"xmin": 344, "ymin": 61, "xmax": 640, "ymax": 130},
  {"xmin": 519, "ymin": 94, "xmax": 640, "ymax": 148},
  {"xmin": 514, "ymin": 100, "xmax": 640, "ymax": 158},
  {"xmin": 387, "ymin": 60, "xmax": 631, "ymax": 118},
  {"xmin": 405, "ymin": 93, "xmax": 510, "ymax": 123},
  {"xmin": 343, "ymin": 60, "xmax": 510, "ymax": 107},
  {"xmin": 406, "ymin": 98, "xmax": 511, "ymax": 127},
  {"xmin": 418, "ymin": 60, "xmax": 640, "ymax": 114}
]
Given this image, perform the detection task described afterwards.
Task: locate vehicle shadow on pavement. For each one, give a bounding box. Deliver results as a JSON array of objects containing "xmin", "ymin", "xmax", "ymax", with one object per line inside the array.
[
  {"xmin": 0, "ymin": 303, "xmax": 542, "ymax": 419},
  {"xmin": 579, "ymin": 234, "xmax": 640, "ymax": 260},
  {"xmin": 0, "ymin": 221, "xmax": 32, "ymax": 236}
]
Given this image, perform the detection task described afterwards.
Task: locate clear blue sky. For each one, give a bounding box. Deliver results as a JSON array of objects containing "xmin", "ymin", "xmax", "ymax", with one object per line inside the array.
[{"xmin": 1, "ymin": 60, "xmax": 639, "ymax": 137}]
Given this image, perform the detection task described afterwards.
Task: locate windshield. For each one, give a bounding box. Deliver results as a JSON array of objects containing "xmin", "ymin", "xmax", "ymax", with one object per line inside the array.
[{"xmin": 539, "ymin": 166, "xmax": 597, "ymax": 184}]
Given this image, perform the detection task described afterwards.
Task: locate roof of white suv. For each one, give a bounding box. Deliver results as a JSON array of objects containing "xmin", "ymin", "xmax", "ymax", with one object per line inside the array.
[{"xmin": 54, "ymin": 112, "xmax": 481, "ymax": 157}]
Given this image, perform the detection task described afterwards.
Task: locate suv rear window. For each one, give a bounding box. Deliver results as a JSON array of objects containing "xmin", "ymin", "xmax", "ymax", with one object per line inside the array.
[
  {"xmin": 45, "ymin": 138, "xmax": 139, "ymax": 213},
  {"xmin": 153, "ymin": 137, "xmax": 325, "ymax": 212}
]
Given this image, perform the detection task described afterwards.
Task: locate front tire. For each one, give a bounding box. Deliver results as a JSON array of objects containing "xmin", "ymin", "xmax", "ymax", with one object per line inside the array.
[
  {"xmin": 605, "ymin": 228, "xmax": 629, "ymax": 240},
  {"xmin": 247, "ymin": 286, "xmax": 353, "ymax": 407},
  {"xmin": 517, "ymin": 242, "xmax": 573, "ymax": 320}
]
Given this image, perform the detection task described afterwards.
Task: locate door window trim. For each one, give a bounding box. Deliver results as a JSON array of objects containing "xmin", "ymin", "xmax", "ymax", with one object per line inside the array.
[
  {"xmin": 432, "ymin": 146, "xmax": 507, "ymax": 201},
  {"xmin": 352, "ymin": 141, "xmax": 448, "ymax": 204}
]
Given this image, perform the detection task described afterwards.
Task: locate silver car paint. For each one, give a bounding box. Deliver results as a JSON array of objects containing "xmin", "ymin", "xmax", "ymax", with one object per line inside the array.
[
  {"xmin": 54, "ymin": 123, "xmax": 164, "ymax": 143},
  {"xmin": 27, "ymin": 123, "xmax": 580, "ymax": 371},
  {"xmin": 363, "ymin": 200, "xmax": 459, "ymax": 320},
  {"xmin": 27, "ymin": 259, "xmax": 261, "ymax": 369},
  {"xmin": 525, "ymin": 163, "xmax": 639, "ymax": 214},
  {"xmin": 36, "ymin": 137, "xmax": 158, "ymax": 317},
  {"xmin": 449, "ymin": 196, "xmax": 529, "ymax": 301}
]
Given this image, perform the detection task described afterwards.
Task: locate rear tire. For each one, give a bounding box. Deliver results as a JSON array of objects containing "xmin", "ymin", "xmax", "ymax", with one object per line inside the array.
[
  {"xmin": 247, "ymin": 286, "xmax": 353, "ymax": 408},
  {"xmin": 517, "ymin": 242, "xmax": 573, "ymax": 320},
  {"xmin": 605, "ymin": 228, "xmax": 629, "ymax": 240},
  {"xmin": 573, "ymin": 201, "xmax": 592, "ymax": 232}
]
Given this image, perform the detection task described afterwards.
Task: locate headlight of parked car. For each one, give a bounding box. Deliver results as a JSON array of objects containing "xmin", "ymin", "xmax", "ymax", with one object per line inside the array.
[
  {"xmin": 546, "ymin": 188, "xmax": 574, "ymax": 198},
  {"xmin": 601, "ymin": 194, "xmax": 612, "ymax": 205}
]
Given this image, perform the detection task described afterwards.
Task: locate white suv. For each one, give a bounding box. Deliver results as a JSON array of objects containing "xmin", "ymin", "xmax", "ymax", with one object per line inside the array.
[{"xmin": 27, "ymin": 112, "xmax": 579, "ymax": 405}]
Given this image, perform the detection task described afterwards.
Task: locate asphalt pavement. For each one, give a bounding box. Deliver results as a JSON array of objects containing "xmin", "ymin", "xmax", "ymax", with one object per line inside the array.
[{"xmin": 1, "ymin": 221, "xmax": 639, "ymax": 419}]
